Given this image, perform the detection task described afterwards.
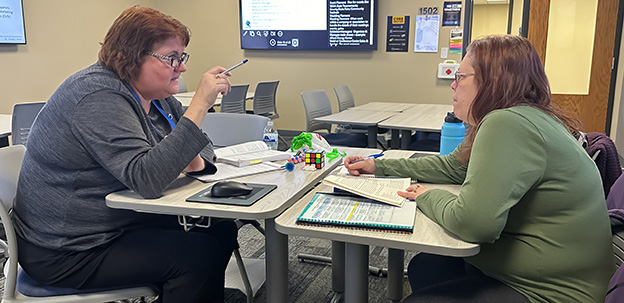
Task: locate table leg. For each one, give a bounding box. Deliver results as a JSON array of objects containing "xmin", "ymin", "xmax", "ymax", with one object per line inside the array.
[
  {"xmin": 387, "ymin": 248, "xmax": 404, "ymax": 302},
  {"xmin": 332, "ymin": 241, "xmax": 345, "ymax": 292},
  {"xmin": 265, "ymin": 219, "xmax": 288, "ymax": 303},
  {"xmin": 400, "ymin": 130, "xmax": 412, "ymax": 150},
  {"xmin": 390, "ymin": 130, "xmax": 400, "ymax": 149},
  {"xmin": 367, "ymin": 126, "xmax": 377, "ymax": 148},
  {"xmin": 329, "ymin": 241, "xmax": 345, "ymax": 303},
  {"xmin": 345, "ymin": 243, "xmax": 369, "ymax": 303}
]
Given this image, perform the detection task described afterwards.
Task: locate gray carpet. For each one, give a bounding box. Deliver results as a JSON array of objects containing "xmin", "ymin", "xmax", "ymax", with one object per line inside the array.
[{"xmin": 222, "ymin": 223, "xmax": 417, "ymax": 303}]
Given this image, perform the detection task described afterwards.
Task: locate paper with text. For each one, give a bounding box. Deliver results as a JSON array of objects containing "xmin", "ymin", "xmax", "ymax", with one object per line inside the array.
[
  {"xmin": 297, "ymin": 193, "xmax": 416, "ymax": 231},
  {"xmin": 323, "ymin": 174, "xmax": 410, "ymax": 207}
]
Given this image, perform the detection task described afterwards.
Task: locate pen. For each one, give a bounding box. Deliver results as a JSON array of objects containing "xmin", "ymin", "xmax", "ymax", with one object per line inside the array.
[
  {"xmin": 350, "ymin": 153, "xmax": 384, "ymax": 164},
  {"xmin": 220, "ymin": 59, "xmax": 249, "ymax": 74}
]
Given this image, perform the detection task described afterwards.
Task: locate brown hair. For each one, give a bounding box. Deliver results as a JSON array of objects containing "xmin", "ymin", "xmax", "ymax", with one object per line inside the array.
[
  {"xmin": 458, "ymin": 35, "xmax": 582, "ymax": 161},
  {"xmin": 98, "ymin": 6, "xmax": 190, "ymax": 82}
]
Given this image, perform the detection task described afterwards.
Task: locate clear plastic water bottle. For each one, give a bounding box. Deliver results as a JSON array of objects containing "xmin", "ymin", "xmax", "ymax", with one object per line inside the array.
[
  {"xmin": 263, "ymin": 121, "xmax": 279, "ymax": 150},
  {"xmin": 440, "ymin": 112, "xmax": 465, "ymax": 156}
]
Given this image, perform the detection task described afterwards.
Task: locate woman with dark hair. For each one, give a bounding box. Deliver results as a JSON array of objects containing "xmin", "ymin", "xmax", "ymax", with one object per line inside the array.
[
  {"xmin": 345, "ymin": 35, "xmax": 613, "ymax": 302},
  {"xmin": 13, "ymin": 6, "xmax": 237, "ymax": 303}
]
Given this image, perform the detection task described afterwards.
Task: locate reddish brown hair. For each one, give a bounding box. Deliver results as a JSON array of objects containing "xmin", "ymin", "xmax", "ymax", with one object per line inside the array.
[
  {"xmin": 459, "ymin": 35, "xmax": 582, "ymax": 161},
  {"xmin": 98, "ymin": 6, "xmax": 190, "ymax": 82}
]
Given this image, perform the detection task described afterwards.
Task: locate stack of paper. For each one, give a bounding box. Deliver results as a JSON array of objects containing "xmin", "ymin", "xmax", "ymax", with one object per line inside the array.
[{"xmin": 215, "ymin": 141, "xmax": 292, "ymax": 167}]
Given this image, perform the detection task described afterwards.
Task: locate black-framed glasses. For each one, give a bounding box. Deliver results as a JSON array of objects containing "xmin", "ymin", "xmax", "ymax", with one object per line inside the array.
[
  {"xmin": 148, "ymin": 52, "xmax": 190, "ymax": 68},
  {"xmin": 454, "ymin": 72, "xmax": 475, "ymax": 83}
]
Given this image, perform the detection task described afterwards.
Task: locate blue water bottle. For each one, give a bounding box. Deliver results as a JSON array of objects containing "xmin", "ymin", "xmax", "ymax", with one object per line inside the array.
[{"xmin": 440, "ymin": 112, "xmax": 465, "ymax": 156}]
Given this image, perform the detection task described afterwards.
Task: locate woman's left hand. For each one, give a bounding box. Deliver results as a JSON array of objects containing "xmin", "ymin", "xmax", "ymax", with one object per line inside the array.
[
  {"xmin": 397, "ymin": 184, "xmax": 431, "ymax": 200},
  {"xmin": 183, "ymin": 154, "xmax": 205, "ymax": 173}
]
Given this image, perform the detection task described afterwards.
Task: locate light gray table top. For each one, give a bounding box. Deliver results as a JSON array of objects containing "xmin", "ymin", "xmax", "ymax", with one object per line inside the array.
[
  {"xmin": 0, "ymin": 114, "xmax": 11, "ymax": 137},
  {"xmin": 173, "ymin": 91, "xmax": 254, "ymax": 107},
  {"xmin": 378, "ymin": 104, "xmax": 453, "ymax": 132},
  {"xmin": 348, "ymin": 102, "xmax": 416, "ymax": 112},
  {"xmin": 106, "ymin": 147, "xmax": 377, "ymax": 220},
  {"xmin": 313, "ymin": 109, "xmax": 396, "ymax": 126},
  {"xmin": 275, "ymin": 149, "xmax": 480, "ymax": 257}
]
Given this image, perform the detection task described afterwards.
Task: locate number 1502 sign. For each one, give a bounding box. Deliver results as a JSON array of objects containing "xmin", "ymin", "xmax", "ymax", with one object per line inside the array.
[{"xmin": 419, "ymin": 7, "xmax": 438, "ymax": 15}]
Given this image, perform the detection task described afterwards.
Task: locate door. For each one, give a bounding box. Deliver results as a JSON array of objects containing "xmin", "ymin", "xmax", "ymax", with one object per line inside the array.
[{"xmin": 527, "ymin": 0, "xmax": 620, "ymax": 132}]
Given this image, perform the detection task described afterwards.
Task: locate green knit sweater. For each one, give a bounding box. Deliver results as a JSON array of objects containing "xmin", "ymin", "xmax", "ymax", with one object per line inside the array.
[{"xmin": 375, "ymin": 106, "xmax": 613, "ymax": 303}]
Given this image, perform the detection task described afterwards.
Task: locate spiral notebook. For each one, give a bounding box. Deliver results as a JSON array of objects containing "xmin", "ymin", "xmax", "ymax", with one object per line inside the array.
[{"xmin": 296, "ymin": 193, "xmax": 416, "ymax": 232}]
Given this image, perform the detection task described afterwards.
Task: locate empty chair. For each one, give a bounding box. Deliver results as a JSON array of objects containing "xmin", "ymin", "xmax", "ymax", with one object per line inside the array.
[
  {"xmin": 0, "ymin": 145, "xmax": 157, "ymax": 303},
  {"xmin": 251, "ymin": 81, "xmax": 279, "ymax": 119},
  {"xmin": 11, "ymin": 102, "xmax": 46, "ymax": 147},
  {"xmin": 177, "ymin": 75, "xmax": 188, "ymax": 93},
  {"xmin": 201, "ymin": 112, "xmax": 270, "ymax": 148},
  {"xmin": 220, "ymin": 84, "xmax": 250, "ymax": 114},
  {"xmin": 334, "ymin": 85, "xmax": 355, "ymax": 112},
  {"xmin": 301, "ymin": 90, "xmax": 367, "ymax": 148}
]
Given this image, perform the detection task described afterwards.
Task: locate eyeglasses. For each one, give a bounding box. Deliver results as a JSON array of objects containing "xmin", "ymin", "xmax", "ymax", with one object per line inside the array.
[
  {"xmin": 148, "ymin": 52, "xmax": 190, "ymax": 68},
  {"xmin": 454, "ymin": 72, "xmax": 475, "ymax": 83}
]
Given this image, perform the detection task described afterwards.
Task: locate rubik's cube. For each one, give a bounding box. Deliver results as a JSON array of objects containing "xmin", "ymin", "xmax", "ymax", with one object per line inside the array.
[{"xmin": 305, "ymin": 150, "xmax": 325, "ymax": 169}]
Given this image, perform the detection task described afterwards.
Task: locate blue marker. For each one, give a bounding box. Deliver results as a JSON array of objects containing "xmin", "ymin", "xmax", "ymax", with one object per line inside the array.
[
  {"xmin": 350, "ymin": 153, "xmax": 384, "ymax": 164},
  {"xmin": 221, "ymin": 59, "xmax": 249, "ymax": 74}
]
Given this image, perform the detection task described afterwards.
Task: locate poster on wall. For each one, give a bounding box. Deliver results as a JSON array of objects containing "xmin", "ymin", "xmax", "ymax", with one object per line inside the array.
[
  {"xmin": 386, "ymin": 15, "xmax": 410, "ymax": 52},
  {"xmin": 442, "ymin": 1, "xmax": 462, "ymax": 26},
  {"xmin": 449, "ymin": 29, "xmax": 463, "ymax": 54},
  {"xmin": 414, "ymin": 14, "xmax": 439, "ymax": 53}
]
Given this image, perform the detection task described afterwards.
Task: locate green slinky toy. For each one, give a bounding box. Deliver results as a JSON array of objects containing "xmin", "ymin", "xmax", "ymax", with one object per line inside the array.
[{"xmin": 290, "ymin": 133, "xmax": 313, "ymax": 152}]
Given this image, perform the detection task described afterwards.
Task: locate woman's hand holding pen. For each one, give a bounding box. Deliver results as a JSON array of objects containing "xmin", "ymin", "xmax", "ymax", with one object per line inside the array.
[
  {"xmin": 397, "ymin": 184, "xmax": 431, "ymax": 200},
  {"xmin": 184, "ymin": 66, "xmax": 232, "ymax": 127},
  {"xmin": 344, "ymin": 155, "xmax": 376, "ymax": 176}
]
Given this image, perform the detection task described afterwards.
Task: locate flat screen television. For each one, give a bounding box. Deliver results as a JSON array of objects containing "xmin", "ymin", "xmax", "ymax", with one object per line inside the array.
[
  {"xmin": 0, "ymin": 0, "xmax": 26, "ymax": 44},
  {"xmin": 239, "ymin": 0, "xmax": 377, "ymax": 51}
]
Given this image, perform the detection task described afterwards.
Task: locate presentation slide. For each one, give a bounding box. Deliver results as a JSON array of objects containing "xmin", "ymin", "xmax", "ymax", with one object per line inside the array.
[
  {"xmin": 0, "ymin": 0, "xmax": 25, "ymax": 44},
  {"xmin": 240, "ymin": 0, "xmax": 376, "ymax": 51}
]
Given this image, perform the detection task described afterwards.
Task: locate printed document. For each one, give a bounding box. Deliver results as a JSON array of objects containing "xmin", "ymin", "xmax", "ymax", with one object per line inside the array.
[
  {"xmin": 297, "ymin": 193, "xmax": 416, "ymax": 231},
  {"xmin": 323, "ymin": 174, "xmax": 410, "ymax": 207}
]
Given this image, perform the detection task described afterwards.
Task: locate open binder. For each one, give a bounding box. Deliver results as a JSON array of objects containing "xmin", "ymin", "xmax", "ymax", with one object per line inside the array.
[{"xmin": 296, "ymin": 193, "xmax": 416, "ymax": 232}]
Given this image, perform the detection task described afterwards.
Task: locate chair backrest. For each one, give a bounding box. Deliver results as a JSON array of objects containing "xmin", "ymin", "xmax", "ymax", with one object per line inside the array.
[
  {"xmin": 178, "ymin": 75, "xmax": 188, "ymax": 93},
  {"xmin": 301, "ymin": 90, "xmax": 333, "ymax": 133},
  {"xmin": 334, "ymin": 85, "xmax": 355, "ymax": 112},
  {"xmin": 220, "ymin": 84, "xmax": 250, "ymax": 114},
  {"xmin": 252, "ymin": 81, "xmax": 279, "ymax": 119},
  {"xmin": 11, "ymin": 102, "xmax": 46, "ymax": 147},
  {"xmin": 201, "ymin": 113, "xmax": 270, "ymax": 148}
]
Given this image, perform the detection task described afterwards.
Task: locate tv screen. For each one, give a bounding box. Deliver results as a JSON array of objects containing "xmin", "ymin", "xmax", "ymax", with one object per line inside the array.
[
  {"xmin": 0, "ymin": 0, "xmax": 26, "ymax": 44},
  {"xmin": 239, "ymin": 0, "xmax": 377, "ymax": 51}
]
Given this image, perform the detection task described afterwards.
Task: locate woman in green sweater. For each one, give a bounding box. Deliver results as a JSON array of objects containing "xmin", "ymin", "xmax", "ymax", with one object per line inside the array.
[{"xmin": 345, "ymin": 35, "xmax": 614, "ymax": 303}]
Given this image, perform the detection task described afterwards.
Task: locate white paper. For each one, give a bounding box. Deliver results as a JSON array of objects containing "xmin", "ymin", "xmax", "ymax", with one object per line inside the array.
[
  {"xmin": 414, "ymin": 15, "xmax": 440, "ymax": 53},
  {"xmin": 188, "ymin": 162, "xmax": 282, "ymax": 182}
]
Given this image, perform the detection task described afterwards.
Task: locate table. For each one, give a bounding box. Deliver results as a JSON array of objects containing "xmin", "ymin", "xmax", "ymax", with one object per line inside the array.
[
  {"xmin": 378, "ymin": 104, "xmax": 453, "ymax": 149},
  {"xmin": 0, "ymin": 114, "xmax": 11, "ymax": 147},
  {"xmin": 313, "ymin": 110, "xmax": 397, "ymax": 148},
  {"xmin": 347, "ymin": 102, "xmax": 416, "ymax": 112},
  {"xmin": 106, "ymin": 147, "xmax": 376, "ymax": 303},
  {"xmin": 173, "ymin": 91, "xmax": 255, "ymax": 108},
  {"xmin": 275, "ymin": 150, "xmax": 480, "ymax": 303}
]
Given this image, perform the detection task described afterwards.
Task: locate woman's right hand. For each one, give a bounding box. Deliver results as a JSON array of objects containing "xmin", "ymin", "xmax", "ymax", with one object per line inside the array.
[
  {"xmin": 344, "ymin": 155, "xmax": 376, "ymax": 176},
  {"xmin": 191, "ymin": 66, "xmax": 232, "ymax": 111}
]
